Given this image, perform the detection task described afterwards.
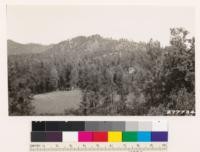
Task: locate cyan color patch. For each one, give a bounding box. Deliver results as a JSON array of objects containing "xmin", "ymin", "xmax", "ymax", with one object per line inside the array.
[{"xmin": 138, "ymin": 132, "xmax": 151, "ymax": 142}]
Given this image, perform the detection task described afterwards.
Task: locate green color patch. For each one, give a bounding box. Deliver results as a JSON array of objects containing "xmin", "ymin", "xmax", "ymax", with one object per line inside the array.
[{"xmin": 122, "ymin": 132, "xmax": 138, "ymax": 142}]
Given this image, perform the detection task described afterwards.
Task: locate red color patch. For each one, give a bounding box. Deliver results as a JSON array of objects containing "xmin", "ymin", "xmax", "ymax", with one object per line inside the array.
[{"xmin": 93, "ymin": 132, "xmax": 108, "ymax": 142}]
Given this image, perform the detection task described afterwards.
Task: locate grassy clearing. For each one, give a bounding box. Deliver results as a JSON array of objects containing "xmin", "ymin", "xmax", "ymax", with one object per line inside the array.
[{"xmin": 32, "ymin": 90, "xmax": 82, "ymax": 115}]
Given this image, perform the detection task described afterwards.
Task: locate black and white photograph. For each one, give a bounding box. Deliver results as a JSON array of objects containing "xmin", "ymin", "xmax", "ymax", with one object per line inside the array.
[{"xmin": 7, "ymin": 5, "xmax": 195, "ymax": 116}]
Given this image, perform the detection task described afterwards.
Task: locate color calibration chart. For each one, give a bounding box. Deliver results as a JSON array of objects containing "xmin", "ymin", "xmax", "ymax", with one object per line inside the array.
[{"xmin": 30, "ymin": 121, "xmax": 168, "ymax": 152}]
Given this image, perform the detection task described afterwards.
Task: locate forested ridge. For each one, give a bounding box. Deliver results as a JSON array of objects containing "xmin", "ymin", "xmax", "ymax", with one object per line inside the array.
[
  {"xmin": 8, "ymin": 28, "xmax": 195, "ymax": 115},
  {"xmin": 7, "ymin": 40, "xmax": 54, "ymax": 55}
]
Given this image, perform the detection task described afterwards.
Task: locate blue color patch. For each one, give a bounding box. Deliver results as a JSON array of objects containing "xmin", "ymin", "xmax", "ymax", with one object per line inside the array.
[{"xmin": 138, "ymin": 132, "xmax": 151, "ymax": 142}]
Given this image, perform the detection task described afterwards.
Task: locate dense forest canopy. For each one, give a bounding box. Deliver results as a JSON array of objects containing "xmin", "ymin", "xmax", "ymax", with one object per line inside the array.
[{"xmin": 8, "ymin": 28, "xmax": 195, "ymax": 115}]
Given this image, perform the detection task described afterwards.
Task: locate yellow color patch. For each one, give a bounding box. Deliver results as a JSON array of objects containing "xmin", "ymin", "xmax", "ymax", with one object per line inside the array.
[{"xmin": 108, "ymin": 131, "xmax": 122, "ymax": 142}]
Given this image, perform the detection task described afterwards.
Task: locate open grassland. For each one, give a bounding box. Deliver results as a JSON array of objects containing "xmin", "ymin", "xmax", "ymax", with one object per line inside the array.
[{"xmin": 32, "ymin": 90, "xmax": 82, "ymax": 115}]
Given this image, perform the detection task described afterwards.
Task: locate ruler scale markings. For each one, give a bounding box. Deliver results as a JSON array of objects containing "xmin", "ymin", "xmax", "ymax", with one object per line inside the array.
[{"xmin": 30, "ymin": 143, "xmax": 167, "ymax": 151}]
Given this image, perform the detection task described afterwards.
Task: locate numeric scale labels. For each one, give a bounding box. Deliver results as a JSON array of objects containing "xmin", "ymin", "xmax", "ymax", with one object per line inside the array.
[{"xmin": 30, "ymin": 121, "xmax": 168, "ymax": 152}]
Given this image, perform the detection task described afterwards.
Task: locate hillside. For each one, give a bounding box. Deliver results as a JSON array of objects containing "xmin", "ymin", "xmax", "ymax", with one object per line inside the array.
[
  {"xmin": 7, "ymin": 40, "xmax": 53, "ymax": 55},
  {"xmin": 8, "ymin": 35, "xmax": 147, "ymax": 57}
]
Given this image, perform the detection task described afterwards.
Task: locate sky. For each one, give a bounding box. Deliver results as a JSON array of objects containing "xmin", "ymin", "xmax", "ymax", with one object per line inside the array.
[{"xmin": 7, "ymin": 5, "xmax": 195, "ymax": 46}]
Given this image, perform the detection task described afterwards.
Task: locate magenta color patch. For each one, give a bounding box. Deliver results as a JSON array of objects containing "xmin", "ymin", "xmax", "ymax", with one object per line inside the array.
[{"xmin": 78, "ymin": 131, "xmax": 93, "ymax": 142}]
